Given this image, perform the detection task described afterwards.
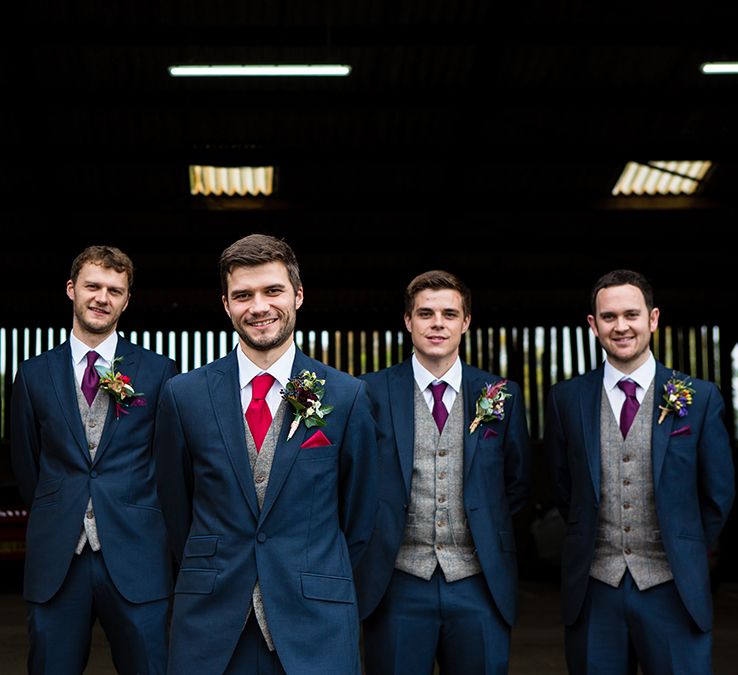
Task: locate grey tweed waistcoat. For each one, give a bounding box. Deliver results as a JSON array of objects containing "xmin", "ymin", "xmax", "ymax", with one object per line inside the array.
[
  {"xmin": 243, "ymin": 400, "xmax": 288, "ymax": 652},
  {"xmin": 75, "ymin": 383, "xmax": 110, "ymax": 554},
  {"xmin": 589, "ymin": 381, "xmax": 673, "ymax": 590},
  {"xmin": 394, "ymin": 383, "xmax": 481, "ymax": 582}
]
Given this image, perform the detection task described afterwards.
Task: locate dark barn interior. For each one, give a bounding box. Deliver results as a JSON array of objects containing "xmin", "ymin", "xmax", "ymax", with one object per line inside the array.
[{"xmin": 1, "ymin": 3, "xmax": 738, "ymax": 672}]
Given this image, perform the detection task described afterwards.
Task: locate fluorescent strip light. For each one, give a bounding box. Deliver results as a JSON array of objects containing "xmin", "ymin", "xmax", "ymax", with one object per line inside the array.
[
  {"xmin": 169, "ymin": 64, "xmax": 351, "ymax": 77},
  {"xmin": 700, "ymin": 62, "xmax": 738, "ymax": 75}
]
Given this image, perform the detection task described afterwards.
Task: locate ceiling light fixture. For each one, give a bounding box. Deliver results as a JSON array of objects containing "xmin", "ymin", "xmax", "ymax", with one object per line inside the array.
[
  {"xmin": 169, "ymin": 64, "xmax": 351, "ymax": 77},
  {"xmin": 700, "ymin": 62, "xmax": 738, "ymax": 75}
]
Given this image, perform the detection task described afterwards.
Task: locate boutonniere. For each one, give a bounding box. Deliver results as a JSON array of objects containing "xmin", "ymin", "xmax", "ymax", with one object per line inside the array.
[
  {"xmin": 97, "ymin": 357, "xmax": 146, "ymax": 419},
  {"xmin": 658, "ymin": 371, "xmax": 695, "ymax": 424},
  {"xmin": 281, "ymin": 370, "xmax": 334, "ymax": 440},
  {"xmin": 469, "ymin": 380, "xmax": 511, "ymax": 434}
]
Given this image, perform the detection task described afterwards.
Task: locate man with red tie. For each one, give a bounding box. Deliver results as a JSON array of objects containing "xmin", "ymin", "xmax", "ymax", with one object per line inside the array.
[
  {"xmin": 154, "ymin": 233, "xmax": 378, "ymax": 674},
  {"xmin": 11, "ymin": 245, "xmax": 177, "ymax": 674},
  {"xmin": 545, "ymin": 269, "xmax": 735, "ymax": 674}
]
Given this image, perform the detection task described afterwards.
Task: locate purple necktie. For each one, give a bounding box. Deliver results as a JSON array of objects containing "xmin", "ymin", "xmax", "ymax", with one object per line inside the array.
[
  {"xmin": 81, "ymin": 351, "xmax": 100, "ymax": 406},
  {"xmin": 430, "ymin": 382, "xmax": 448, "ymax": 433},
  {"xmin": 617, "ymin": 379, "xmax": 640, "ymax": 438}
]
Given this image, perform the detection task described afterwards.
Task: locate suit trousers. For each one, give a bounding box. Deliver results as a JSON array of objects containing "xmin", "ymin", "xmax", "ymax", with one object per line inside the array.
[
  {"xmin": 565, "ymin": 570, "xmax": 712, "ymax": 675},
  {"xmin": 26, "ymin": 546, "xmax": 168, "ymax": 675},
  {"xmin": 363, "ymin": 567, "xmax": 510, "ymax": 675},
  {"xmin": 224, "ymin": 613, "xmax": 287, "ymax": 675}
]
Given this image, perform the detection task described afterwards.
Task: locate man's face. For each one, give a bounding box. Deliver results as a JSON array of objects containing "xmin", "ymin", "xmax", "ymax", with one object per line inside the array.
[
  {"xmin": 66, "ymin": 262, "xmax": 130, "ymax": 339},
  {"xmin": 405, "ymin": 288, "xmax": 470, "ymax": 368},
  {"xmin": 223, "ymin": 261, "xmax": 303, "ymax": 357},
  {"xmin": 587, "ymin": 283, "xmax": 659, "ymax": 373}
]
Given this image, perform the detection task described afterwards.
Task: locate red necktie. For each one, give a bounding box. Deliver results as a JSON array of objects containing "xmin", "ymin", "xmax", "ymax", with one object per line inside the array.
[
  {"xmin": 81, "ymin": 351, "xmax": 100, "ymax": 406},
  {"xmin": 246, "ymin": 374, "xmax": 275, "ymax": 451},
  {"xmin": 430, "ymin": 382, "xmax": 449, "ymax": 432},
  {"xmin": 617, "ymin": 379, "xmax": 640, "ymax": 438}
]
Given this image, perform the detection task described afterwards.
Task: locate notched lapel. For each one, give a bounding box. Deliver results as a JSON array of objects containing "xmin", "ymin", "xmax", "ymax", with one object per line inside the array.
[
  {"xmin": 48, "ymin": 344, "xmax": 89, "ymax": 459},
  {"xmin": 389, "ymin": 362, "xmax": 415, "ymax": 500},
  {"xmin": 209, "ymin": 356, "xmax": 259, "ymax": 519},
  {"xmin": 259, "ymin": 351, "xmax": 320, "ymax": 522},
  {"xmin": 651, "ymin": 365, "xmax": 676, "ymax": 491},
  {"xmin": 580, "ymin": 370, "xmax": 603, "ymax": 503},
  {"xmin": 462, "ymin": 371, "xmax": 484, "ymax": 480},
  {"xmin": 93, "ymin": 341, "xmax": 139, "ymax": 465}
]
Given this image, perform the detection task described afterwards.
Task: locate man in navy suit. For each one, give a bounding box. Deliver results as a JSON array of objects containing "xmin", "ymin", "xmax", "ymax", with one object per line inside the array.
[
  {"xmin": 154, "ymin": 234, "xmax": 378, "ymax": 675},
  {"xmin": 11, "ymin": 245, "xmax": 177, "ymax": 675},
  {"xmin": 545, "ymin": 269, "xmax": 735, "ymax": 674},
  {"xmin": 354, "ymin": 270, "xmax": 531, "ymax": 675}
]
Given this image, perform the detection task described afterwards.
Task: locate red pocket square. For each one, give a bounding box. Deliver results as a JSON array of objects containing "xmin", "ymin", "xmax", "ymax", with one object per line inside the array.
[
  {"xmin": 483, "ymin": 427, "xmax": 498, "ymax": 439},
  {"xmin": 670, "ymin": 425, "xmax": 691, "ymax": 437},
  {"xmin": 301, "ymin": 430, "xmax": 332, "ymax": 448}
]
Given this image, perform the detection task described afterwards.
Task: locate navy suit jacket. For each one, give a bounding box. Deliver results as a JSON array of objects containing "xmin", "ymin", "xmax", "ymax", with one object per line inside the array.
[
  {"xmin": 544, "ymin": 361, "xmax": 735, "ymax": 631},
  {"xmin": 353, "ymin": 359, "xmax": 531, "ymax": 626},
  {"xmin": 154, "ymin": 348, "xmax": 378, "ymax": 675},
  {"xmin": 10, "ymin": 337, "xmax": 177, "ymax": 604}
]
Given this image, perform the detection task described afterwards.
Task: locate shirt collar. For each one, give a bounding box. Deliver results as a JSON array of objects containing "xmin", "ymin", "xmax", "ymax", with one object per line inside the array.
[
  {"xmin": 411, "ymin": 353, "xmax": 463, "ymax": 393},
  {"xmin": 69, "ymin": 331, "xmax": 118, "ymax": 366},
  {"xmin": 237, "ymin": 341, "xmax": 296, "ymax": 391},
  {"xmin": 603, "ymin": 351, "xmax": 656, "ymax": 392}
]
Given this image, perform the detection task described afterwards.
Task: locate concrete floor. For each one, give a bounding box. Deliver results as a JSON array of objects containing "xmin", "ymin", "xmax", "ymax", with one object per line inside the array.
[{"xmin": 1, "ymin": 575, "xmax": 736, "ymax": 674}]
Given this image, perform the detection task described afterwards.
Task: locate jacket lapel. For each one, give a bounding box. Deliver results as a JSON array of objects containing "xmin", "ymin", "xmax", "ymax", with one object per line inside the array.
[
  {"xmin": 462, "ymin": 365, "xmax": 484, "ymax": 480},
  {"xmin": 93, "ymin": 338, "xmax": 137, "ymax": 466},
  {"xmin": 48, "ymin": 342, "xmax": 89, "ymax": 459},
  {"xmin": 258, "ymin": 349, "xmax": 314, "ymax": 523},
  {"xmin": 210, "ymin": 350, "xmax": 260, "ymax": 520},
  {"xmin": 651, "ymin": 362, "xmax": 675, "ymax": 491},
  {"xmin": 580, "ymin": 366, "xmax": 604, "ymax": 504},
  {"xmin": 390, "ymin": 360, "xmax": 416, "ymax": 501}
]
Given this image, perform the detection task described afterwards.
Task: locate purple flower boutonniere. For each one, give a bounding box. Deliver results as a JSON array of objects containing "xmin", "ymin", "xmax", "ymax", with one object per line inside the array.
[
  {"xmin": 469, "ymin": 380, "xmax": 511, "ymax": 434},
  {"xmin": 96, "ymin": 357, "xmax": 146, "ymax": 419},
  {"xmin": 658, "ymin": 371, "xmax": 695, "ymax": 424},
  {"xmin": 281, "ymin": 370, "xmax": 334, "ymax": 440}
]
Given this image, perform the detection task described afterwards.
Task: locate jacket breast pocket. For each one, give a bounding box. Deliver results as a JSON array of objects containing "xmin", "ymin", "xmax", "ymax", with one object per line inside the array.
[{"xmin": 297, "ymin": 445, "xmax": 338, "ymax": 462}]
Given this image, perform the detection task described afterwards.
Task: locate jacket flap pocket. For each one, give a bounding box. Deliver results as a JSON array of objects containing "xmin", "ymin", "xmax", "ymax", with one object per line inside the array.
[
  {"xmin": 35, "ymin": 478, "xmax": 61, "ymax": 499},
  {"xmin": 301, "ymin": 572, "xmax": 354, "ymax": 604},
  {"xmin": 175, "ymin": 568, "xmax": 218, "ymax": 594},
  {"xmin": 499, "ymin": 530, "xmax": 517, "ymax": 552},
  {"xmin": 184, "ymin": 535, "xmax": 219, "ymax": 558}
]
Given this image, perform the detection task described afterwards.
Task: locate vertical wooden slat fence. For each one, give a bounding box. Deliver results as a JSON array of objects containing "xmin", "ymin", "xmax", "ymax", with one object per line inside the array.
[{"xmin": 0, "ymin": 325, "xmax": 734, "ymax": 442}]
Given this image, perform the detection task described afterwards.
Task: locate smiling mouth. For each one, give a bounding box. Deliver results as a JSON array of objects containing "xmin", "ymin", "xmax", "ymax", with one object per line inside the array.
[{"xmin": 249, "ymin": 318, "xmax": 277, "ymax": 328}]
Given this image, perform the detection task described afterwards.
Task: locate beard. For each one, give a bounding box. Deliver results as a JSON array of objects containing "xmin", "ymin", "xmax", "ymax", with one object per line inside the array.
[{"xmin": 233, "ymin": 308, "xmax": 297, "ymax": 352}]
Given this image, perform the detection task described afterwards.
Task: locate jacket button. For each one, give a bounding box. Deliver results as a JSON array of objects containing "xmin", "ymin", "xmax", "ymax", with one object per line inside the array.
[
  {"xmin": 257, "ymin": 532, "xmax": 267, "ymax": 543},
  {"xmin": 90, "ymin": 470, "xmax": 98, "ymax": 478}
]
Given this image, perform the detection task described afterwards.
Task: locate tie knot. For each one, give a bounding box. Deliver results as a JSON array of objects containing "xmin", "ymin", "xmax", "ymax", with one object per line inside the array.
[
  {"xmin": 251, "ymin": 373, "xmax": 275, "ymax": 400},
  {"xmin": 429, "ymin": 381, "xmax": 447, "ymax": 403},
  {"xmin": 618, "ymin": 379, "xmax": 638, "ymax": 398},
  {"xmin": 86, "ymin": 351, "xmax": 99, "ymax": 367}
]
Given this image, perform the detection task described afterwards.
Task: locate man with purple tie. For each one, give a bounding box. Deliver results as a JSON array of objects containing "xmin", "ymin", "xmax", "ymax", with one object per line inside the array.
[
  {"xmin": 11, "ymin": 245, "xmax": 177, "ymax": 674},
  {"xmin": 354, "ymin": 270, "xmax": 531, "ymax": 674},
  {"xmin": 545, "ymin": 269, "xmax": 735, "ymax": 674}
]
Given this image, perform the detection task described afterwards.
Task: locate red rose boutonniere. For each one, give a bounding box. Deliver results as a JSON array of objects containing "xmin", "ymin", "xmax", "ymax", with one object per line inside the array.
[{"xmin": 97, "ymin": 357, "xmax": 146, "ymax": 419}]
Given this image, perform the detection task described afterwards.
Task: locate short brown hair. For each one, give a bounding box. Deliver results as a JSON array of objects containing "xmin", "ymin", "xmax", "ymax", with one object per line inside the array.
[
  {"xmin": 590, "ymin": 269, "xmax": 654, "ymax": 314},
  {"xmin": 404, "ymin": 270, "xmax": 471, "ymax": 317},
  {"xmin": 219, "ymin": 234, "xmax": 302, "ymax": 295},
  {"xmin": 69, "ymin": 245, "xmax": 134, "ymax": 289}
]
